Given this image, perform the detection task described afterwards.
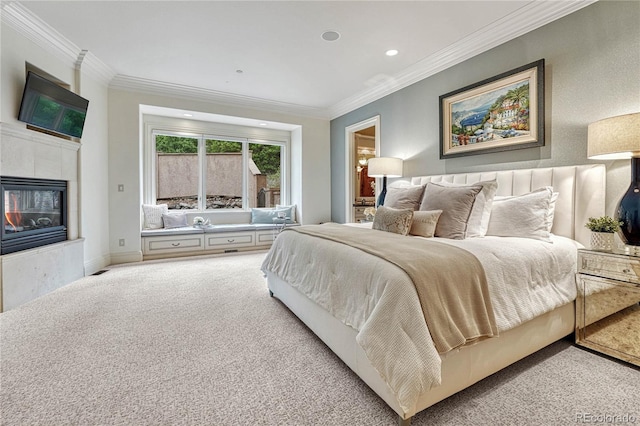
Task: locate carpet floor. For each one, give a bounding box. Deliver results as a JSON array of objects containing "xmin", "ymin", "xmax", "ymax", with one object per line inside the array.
[{"xmin": 1, "ymin": 251, "xmax": 638, "ymax": 425}]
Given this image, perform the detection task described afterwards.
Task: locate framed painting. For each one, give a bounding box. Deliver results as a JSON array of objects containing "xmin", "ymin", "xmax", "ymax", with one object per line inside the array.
[{"xmin": 440, "ymin": 59, "xmax": 544, "ymax": 158}]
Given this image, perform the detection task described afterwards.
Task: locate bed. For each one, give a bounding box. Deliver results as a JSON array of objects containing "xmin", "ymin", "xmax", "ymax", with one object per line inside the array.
[{"xmin": 261, "ymin": 164, "xmax": 605, "ymax": 425}]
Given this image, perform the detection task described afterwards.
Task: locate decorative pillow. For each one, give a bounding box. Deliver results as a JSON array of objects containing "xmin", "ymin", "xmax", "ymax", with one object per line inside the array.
[
  {"xmin": 486, "ymin": 187, "xmax": 556, "ymax": 242},
  {"xmin": 251, "ymin": 207, "xmax": 294, "ymax": 224},
  {"xmin": 419, "ymin": 182, "xmax": 483, "ymax": 240},
  {"xmin": 547, "ymin": 192, "xmax": 559, "ymax": 232},
  {"xmin": 142, "ymin": 204, "xmax": 168, "ymax": 229},
  {"xmin": 372, "ymin": 206, "xmax": 414, "ymax": 236},
  {"xmin": 436, "ymin": 180, "xmax": 498, "ymax": 238},
  {"xmin": 383, "ymin": 185, "xmax": 426, "ymax": 210},
  {"xmin": 275, "ymin": 204, "xmax": 297, "ymax": 223},
  {"xmin": 162, "ymin": 213, "xmax": 188, "ymax": 229},
  {"xmin": 409, "ymin": 210, "xmax": 442, "ymax": 238}
]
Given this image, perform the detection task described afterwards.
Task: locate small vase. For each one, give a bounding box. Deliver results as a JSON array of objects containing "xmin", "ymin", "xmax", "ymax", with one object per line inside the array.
[{"xmin": 590, "ymin": 232, "xmax": 614, "ymax": 251}]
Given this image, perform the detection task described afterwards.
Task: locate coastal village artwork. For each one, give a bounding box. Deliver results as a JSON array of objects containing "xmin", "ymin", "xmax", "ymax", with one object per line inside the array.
[
  {"xmin": 440, "ymin": 59, "xmax": 544, "ymax": 158},
  {"xmin": 451, "ymin": 80, "xmax": 530, "ymax": 147}
]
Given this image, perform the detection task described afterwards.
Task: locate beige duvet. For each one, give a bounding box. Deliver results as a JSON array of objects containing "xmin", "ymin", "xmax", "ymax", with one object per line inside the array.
[{"xmin": 261, "ymin": 223, "xmax": 580, "ymax": 414}]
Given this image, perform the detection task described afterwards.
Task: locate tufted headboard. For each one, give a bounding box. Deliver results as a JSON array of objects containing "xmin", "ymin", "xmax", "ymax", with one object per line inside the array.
[{"xmin": 404, "ymin": 164, "xmax": 606, "ymax": 247}]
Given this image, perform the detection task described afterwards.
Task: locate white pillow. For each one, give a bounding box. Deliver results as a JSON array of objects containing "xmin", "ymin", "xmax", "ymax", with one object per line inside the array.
[
  {"xmin": 436, "ymin": 180, "xmax": 497, "ymax": 238},
  {"xmin": 162, "ymin": 213, "xmax": 188, "ymax": 229},
  {"xmin": 276, "ymin": 204, "xmax": 297, "ymax": 222},
  {"xmin": 547, "ymin": 191, "xmax": 559, "ymax": 232},
  {"xmin": 142, "ymin": 204, "xmax": 168, "ymax": 229},
  {"xmin": 486, "ymin": 187, "xmax": 556, "ymax": 242},
  {"xmin": 493, "ymin": 190, "xmax": 558, "ymax": 233}
]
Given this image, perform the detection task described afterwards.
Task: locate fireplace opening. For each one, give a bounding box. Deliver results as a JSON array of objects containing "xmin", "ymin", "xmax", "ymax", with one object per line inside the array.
[{"xmin": 1, "ymin": 176, "xmax": 67, "ymax": 255}]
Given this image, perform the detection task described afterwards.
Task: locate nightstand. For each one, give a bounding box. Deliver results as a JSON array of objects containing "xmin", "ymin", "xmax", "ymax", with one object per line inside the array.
[{"xmin": 576, "ymin": 249, "xmax": 640, "ymax": 366}]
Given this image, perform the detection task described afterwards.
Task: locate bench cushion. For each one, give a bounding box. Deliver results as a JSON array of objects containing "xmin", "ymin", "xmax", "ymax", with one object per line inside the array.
[{"xmin": 141, "ymin": 222, "xmax": 299, "ymax": 237}]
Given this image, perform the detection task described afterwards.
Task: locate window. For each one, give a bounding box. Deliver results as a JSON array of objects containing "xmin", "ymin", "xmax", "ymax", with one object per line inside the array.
[{"xmin": 151, "ymin": 132, "xmax": 285, "ymax": 211}]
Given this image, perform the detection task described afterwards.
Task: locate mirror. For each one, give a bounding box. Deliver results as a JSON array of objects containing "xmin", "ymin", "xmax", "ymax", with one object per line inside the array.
[{"xmin": 355, "ymin": 127, "xmax": 376, "ymax": 203}]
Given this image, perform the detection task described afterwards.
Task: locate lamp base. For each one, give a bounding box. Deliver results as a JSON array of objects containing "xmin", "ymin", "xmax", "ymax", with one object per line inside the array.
[
  {"xmin": 376, "ymin": 176, "xmax": 388, "ymax": 207},
  {"xmin": 616, "ymin": 157, "xmax": 640, "ymax": 246}
]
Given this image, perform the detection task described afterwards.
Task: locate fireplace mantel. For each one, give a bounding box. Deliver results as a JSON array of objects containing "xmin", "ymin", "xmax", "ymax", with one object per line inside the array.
[{"xmin": 0, "ymin": 122, "xmax": 84, "ymax": 311}]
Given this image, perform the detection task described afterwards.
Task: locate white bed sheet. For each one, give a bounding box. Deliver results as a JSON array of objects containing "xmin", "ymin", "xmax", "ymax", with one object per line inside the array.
[{"xmin": 260, "ymin": 226, "xmax": 581, "ymax": 414}]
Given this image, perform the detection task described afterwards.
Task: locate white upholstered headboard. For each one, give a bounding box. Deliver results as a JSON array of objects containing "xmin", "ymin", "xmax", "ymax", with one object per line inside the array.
[{"xmin": 404, "ymin": 164, "xmax": 606, "ymax": 247}]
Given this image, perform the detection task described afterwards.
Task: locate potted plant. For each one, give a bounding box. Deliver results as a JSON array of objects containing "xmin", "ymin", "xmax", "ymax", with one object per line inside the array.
[{"xmin": 585, "ymin": 216, "xmax": 622, "ymax": 251}]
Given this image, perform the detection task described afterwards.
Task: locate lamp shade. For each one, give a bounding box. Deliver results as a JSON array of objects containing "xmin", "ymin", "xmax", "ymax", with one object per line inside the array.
[
  {"xmin": 588, "ymin": 112, "xmax": 640, "ymax": 160},
  {"xmin": 367, "ymin": 157, "xmax": 403, "ymax": 177}
]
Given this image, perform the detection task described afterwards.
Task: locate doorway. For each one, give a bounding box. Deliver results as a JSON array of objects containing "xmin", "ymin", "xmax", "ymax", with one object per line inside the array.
[{"xmin": 344, "ymin": 116, "xmax": 380, "ymax": 222}]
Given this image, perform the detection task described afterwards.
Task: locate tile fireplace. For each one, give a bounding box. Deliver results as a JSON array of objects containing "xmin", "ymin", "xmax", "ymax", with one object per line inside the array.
[{"xmin": 1, "ymin": 176, "xmax": 67, "ymax": 255}]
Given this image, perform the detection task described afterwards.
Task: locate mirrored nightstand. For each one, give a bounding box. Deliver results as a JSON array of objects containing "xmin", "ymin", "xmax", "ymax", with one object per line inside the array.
[{"xmin": 576, "ymin": 249, "xmax": 640, "ymax": 366}]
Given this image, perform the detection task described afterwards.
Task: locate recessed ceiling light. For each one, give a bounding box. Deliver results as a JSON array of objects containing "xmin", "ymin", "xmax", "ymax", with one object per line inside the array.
[
  {"xmin": 183, "ymin": 113, "xmax": 193, "ymax": 117},
  {"xmin": 386, "ymin": 49, "xmax": 399, "ymax": 57},
  {"xmin": 259, "ymin": 123, "xmax": 268, "ymax": 126},
  {"xmin": 321, "ymin": 30, "xmax": 340, "ymax": 42}
]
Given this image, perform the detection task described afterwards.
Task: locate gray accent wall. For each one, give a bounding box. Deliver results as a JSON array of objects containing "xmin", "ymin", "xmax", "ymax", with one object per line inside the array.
[{"xmin": 331, "ymin": 1, "xmax": 640, "ymax": 223}]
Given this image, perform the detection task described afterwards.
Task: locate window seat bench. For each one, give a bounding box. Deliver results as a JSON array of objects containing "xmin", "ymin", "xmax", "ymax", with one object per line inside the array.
[{"xmin": 141, "ymin": 222, "xmax": 298, "ymax": 260}]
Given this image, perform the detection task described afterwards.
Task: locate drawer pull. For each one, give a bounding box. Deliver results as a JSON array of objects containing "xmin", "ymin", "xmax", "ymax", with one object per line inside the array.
[
  {"xmin": 171, "ymin": 243, "xmax": 181, "ymax": 247},
  {"xmin": 227, "ymin": 239, "xmax": 235, "ymax": 243}
]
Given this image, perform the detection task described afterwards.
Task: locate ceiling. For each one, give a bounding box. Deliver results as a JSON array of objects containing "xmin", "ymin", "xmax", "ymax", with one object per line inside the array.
[{"xmin": 15, "ymin": 1, "xmax": 595, "ymax": 119}]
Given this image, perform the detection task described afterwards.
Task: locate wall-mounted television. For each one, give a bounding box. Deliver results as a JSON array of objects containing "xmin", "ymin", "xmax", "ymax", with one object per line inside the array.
[{"xmin": 18, "ymin": 71, "xmax": 89, "ymax": 139}]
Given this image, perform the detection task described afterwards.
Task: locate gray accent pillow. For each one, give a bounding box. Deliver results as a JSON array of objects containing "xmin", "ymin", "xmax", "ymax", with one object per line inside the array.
[
  {"xmin": 383, "ymin": 185, "xmax": 426, "ymax": 210},
  {"xmin": 409, "ymin": 210, "xmax": 443, "ymax": 238},
  {"xmin": 162, "ymin": 213, "xmax": 188, "ymax": 229},
  {"xmin": 419, "ymin": 182, "xmax": 483, "ymax": 239},
  {"xmin": 372, "ymin": 206, "xmax": 414, "ymax": 236},
  {"xmin": 435, "ymin": 180, "xmax": 498, "ymax": 238}
]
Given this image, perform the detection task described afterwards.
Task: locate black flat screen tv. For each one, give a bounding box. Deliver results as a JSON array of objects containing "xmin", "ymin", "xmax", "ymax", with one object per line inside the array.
[{"xmin": 18, "ymin": 71, "xmax": 89, "ymax": 138}]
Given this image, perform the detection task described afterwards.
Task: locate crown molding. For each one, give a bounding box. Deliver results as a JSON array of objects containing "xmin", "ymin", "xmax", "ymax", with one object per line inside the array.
[
  {"xmin": 3, "ymin": 0, "xmax": 597, "ymax": 120},
  {"xmin": 76, "ymin": 50, "xmax": 117, "ymax": 84},
  {"xmin": 109, "ymin": 75, "xmax": 329, "ymax": 119},
  {"xmin": 2, "ymin": 2, "xmax": 115, "ymax": 85},
  {"xmin": 327, "ymin": 0, "xmax": 598, "ymax": 119},
  {"xmin": 1, "ymin": 2, "xmax": 77, "ymax": 63}
]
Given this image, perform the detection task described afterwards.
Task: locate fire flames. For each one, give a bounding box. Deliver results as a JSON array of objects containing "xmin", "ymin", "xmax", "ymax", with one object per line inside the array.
[{"xmin": 4, "ymin": 193, "xmax": 21, "ymax": 232}]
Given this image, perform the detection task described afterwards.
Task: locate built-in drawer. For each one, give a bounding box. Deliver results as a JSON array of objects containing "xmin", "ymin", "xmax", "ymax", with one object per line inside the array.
[
  {"xmin": 579, "ymin": 251, "xmax": 640, "ymax": 285},
  {"xmin": 143, "ymin": 235, "xmax": 205, "ymax": 255},
  {"xmin": 256, "ymin": 230, "xmax": 276, "ymax": 246},
  {"xmin": 205, "ymin": 232, "xmax": 255, "ymax": 250}
]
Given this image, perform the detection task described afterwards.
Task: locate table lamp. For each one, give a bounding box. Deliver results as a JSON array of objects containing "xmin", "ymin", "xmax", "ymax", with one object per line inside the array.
[
  {"xmin": 367, "ymin": 157, "xmax": 403, "ymax": 207},
  {"xmin": 588, "ymin": 112, "xmax": 640, "ymax": 245}
]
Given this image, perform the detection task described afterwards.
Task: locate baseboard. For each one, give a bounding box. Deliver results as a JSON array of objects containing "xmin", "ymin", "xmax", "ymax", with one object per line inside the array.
[
  {"xmin": 84, "ymin": 254, "xmax": 111, "ymax": 276},
  {"xmin": 109, "ymin": 250, "xmax": 143, "ymax": 265}
]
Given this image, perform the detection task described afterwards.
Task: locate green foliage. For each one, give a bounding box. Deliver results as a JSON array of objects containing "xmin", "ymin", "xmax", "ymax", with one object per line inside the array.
[
  {"xmin": 206, "ymin": 139, "xmax": 242, "ymax": 153},
  {"xmin": 155, "ymin": 135, "xmax": 198, "ymax": 153},
  {"xmin": 249, "ymin": 143, "xmax": 281, "ymax": 176},
  {"xmin": 585, "ymin": 216, "xmax": 623, "ymax": 233}
]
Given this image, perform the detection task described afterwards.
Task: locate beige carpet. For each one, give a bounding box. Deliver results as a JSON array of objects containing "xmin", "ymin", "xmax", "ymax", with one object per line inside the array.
[{"xmin": 1, "ymin": 251, "xmax": 638, "ymax": 425}]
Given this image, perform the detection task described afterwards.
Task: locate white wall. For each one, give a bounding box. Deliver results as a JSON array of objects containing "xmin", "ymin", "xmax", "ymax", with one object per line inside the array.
[
  {"xmin": 1, "ymin": 21, "xmax": 111, "ymax": 276},
  {"xmin": 108, "ymin": 89, "xmax": 330, "ymax": 264},
  {"xmin": 77, "ymin": 68, "xmax": 111, "ymax": 273}
]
